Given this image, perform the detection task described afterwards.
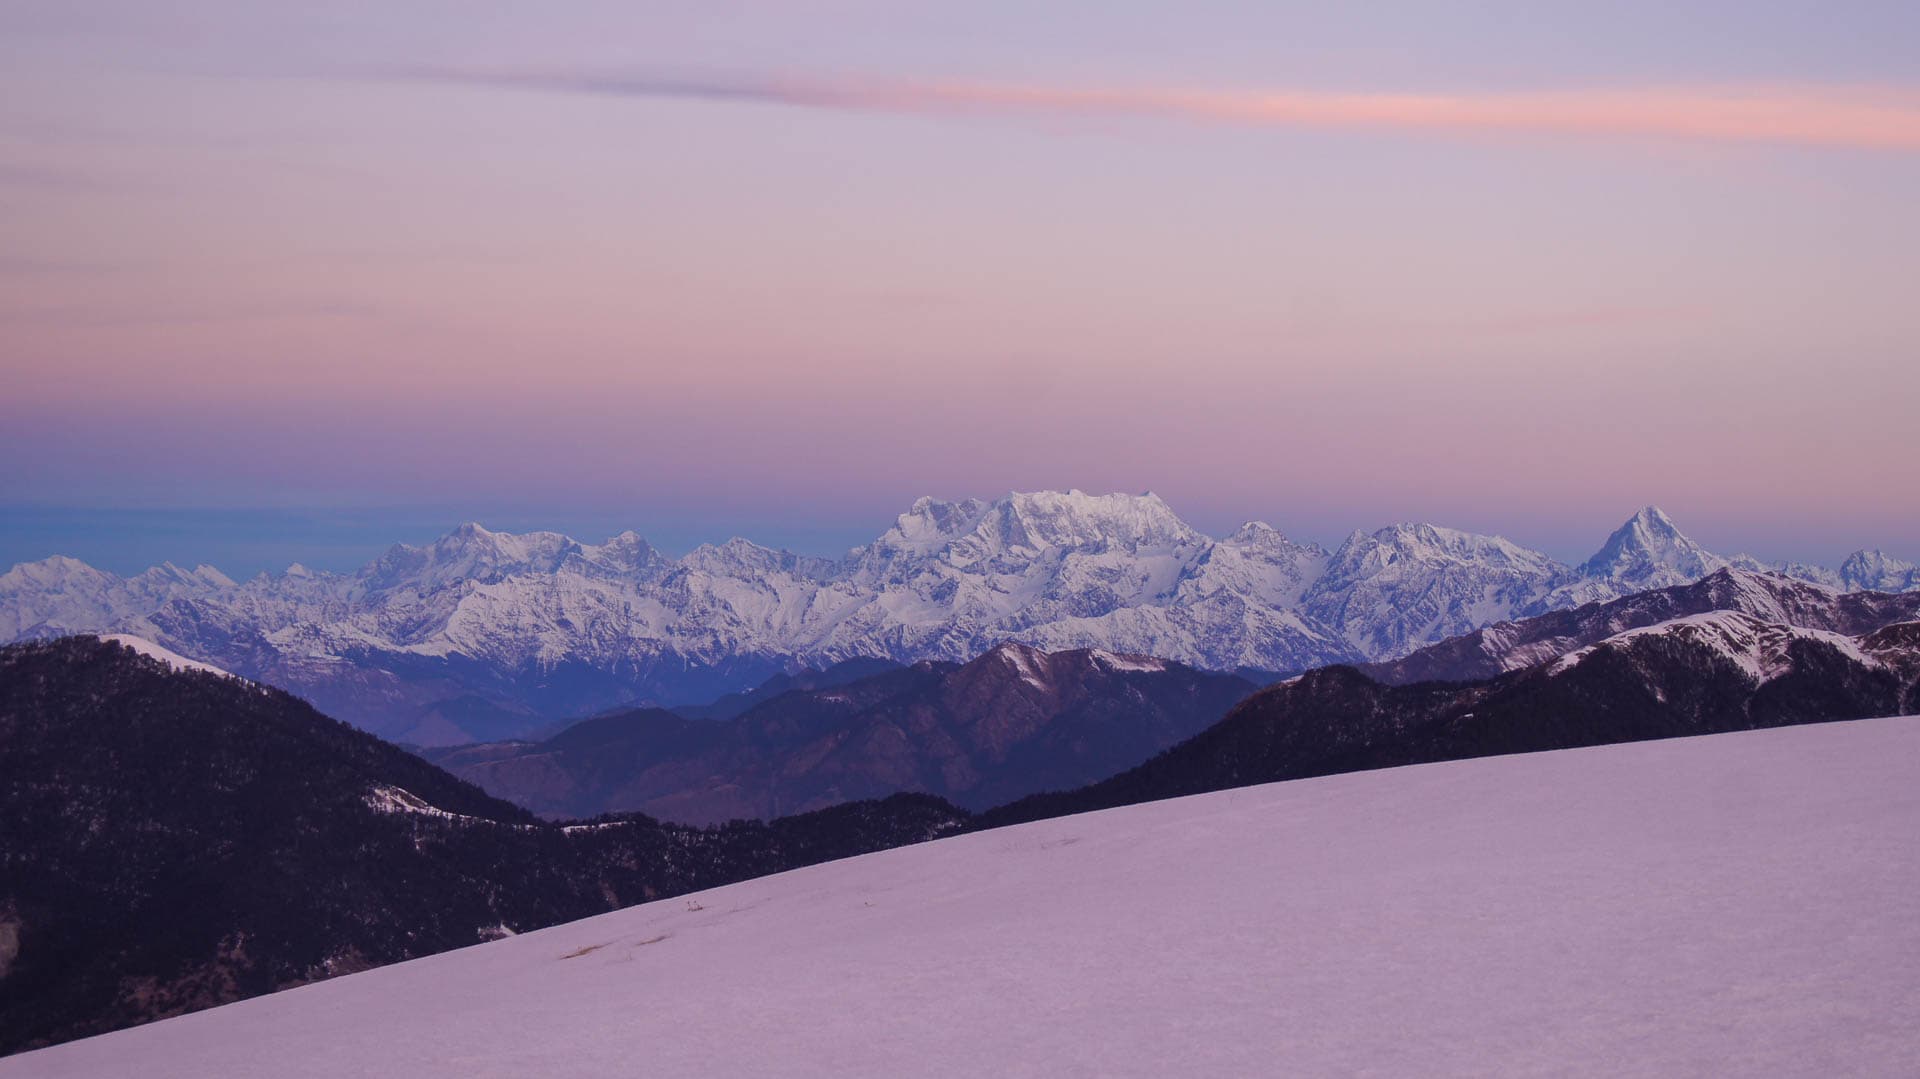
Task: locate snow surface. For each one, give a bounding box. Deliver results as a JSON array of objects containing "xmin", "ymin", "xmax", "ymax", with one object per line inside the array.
[
  {"xmin": 97, "ymin": 634, "xmax": 235, "ymax": 679},
  {"xmin": 14, "ymin": 717, "xmax": 1920, "ymax": 1078}
]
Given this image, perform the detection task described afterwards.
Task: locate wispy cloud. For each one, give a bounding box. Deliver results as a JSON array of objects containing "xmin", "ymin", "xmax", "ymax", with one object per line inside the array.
[{"xmin": 391, "ymin": 67, "xmax": 1920, "ymax": 151}]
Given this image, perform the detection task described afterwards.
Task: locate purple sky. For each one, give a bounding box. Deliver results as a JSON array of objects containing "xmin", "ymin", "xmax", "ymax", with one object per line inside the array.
[{"xmin": 3, "ymin": 2, "xmax": 1918, "ymax": 573}]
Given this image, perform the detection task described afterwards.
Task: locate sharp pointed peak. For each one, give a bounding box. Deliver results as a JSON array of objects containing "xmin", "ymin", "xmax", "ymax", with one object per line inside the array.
[
  {"xmin": 191, "ymin": 563, "xmax": 234, "ymax": 585},
  {"xmin": 1578, "ymin": 505, "xmax": 1723, "ymax": 582},
  {"xmin": 1627, "ymin": 505, "xmax": 1681, "ymax": 531},
  {"xmin": 1606, "ymin": 505, "xmax": 1697, "ymax": 544},
  {"xmin": 415, "ymin": 521, "xmax": 504, "ymax": 551}
]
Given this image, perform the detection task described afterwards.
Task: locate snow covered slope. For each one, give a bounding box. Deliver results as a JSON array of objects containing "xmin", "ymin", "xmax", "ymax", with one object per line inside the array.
[
  {"xmin": 3, "ymin": 495, "xmax": 1911, "ymax": 741},
  {"xmin": 1363, "ymin": 566, "xmax": 1920, "ymax": 685},
  {"xmin": 97, "ymin": 635, "xmax": 235, "ymax": 679},
  {"xmin": 15, "ymin": 716, "xmax": 1919, "ymax": 1078}
]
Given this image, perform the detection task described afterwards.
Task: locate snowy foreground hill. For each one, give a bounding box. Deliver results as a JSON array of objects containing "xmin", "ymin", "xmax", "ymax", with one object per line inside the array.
[
  {"xmin": 15, "ymin": 717, "xmax": 1919, "ymax": 1078},
  {"xmin": 5, "ymin": 492, "xmax": 1914, "ymax": 743}
]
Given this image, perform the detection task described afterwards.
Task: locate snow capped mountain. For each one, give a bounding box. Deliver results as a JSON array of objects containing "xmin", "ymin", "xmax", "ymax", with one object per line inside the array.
[
  {"xmin": 0, "ymin": 556, "xmax": 237, "ymax": 640},
  {"xmin": 1302, "ymin": 523, "xmax": 1564, "ymax": 656},
  {"xmin": 1840, "ymin": 549, "xmax": 1920, "ymax": 593},
  {"xmin": 1544, "ymin": 610, "xmax": 1883, "ymax": 682},
  {"xmin": 1363, "ymin": 567, "xmax": 1920, "ymax": 685},
  {"xmin": 1580, "ymin": 505, "xmax": 1724, "ymax": 582},
  {"xmin": 2, "ymin": 494, "xmax": 1913, "ymax": 742},
  {"xmin": 1531, "ymin": 505, "xmax": 1730, "ymax": 610}
]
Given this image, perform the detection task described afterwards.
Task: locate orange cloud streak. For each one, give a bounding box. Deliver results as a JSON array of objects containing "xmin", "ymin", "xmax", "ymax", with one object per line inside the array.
[{"xmin": 425, "ymin": 69, "xmax": 1920, "ymax": 151}]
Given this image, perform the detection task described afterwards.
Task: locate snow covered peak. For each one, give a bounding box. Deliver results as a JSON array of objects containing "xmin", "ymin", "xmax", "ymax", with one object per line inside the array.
[
  {"xmin": 192, "ymin": 564, "xmax": 236, "ymax": 588},
  {"xmin": 434, "ymin": 523, "xmax": 576, "ymax": 562},
  {"xmin": 678, "ymin": 538, "xmax": 826, "ymax": 580},
  {"xmin": 1330, "ymin": 522, "xmax": 1561, "ymax": 575},
  {"xmin": 1301, "ymin": 523, "xmax": 1567, "ymax": 659},
  {"xmin": 1225, "ymin": 521, "xmax": 1275, "ymax": 542},
  {"xmin": 1220, "ymin": 521, "xmax": 1322, "ymax": 555},
  {"xmin": 132, "ymin": 562, "xmax": 235, "ymax": 590},
  {"xmin": 1578, "ymin": 506, "xmax": 1726, "ymax": 586},
  {"xmin": 997, "ymin": 490, "xmax": 1200, "ymax": 553},
  {"xmin": 361, "ymin": 524, "xmax": 586, "ymax": 593},
  {"xmin": 852, "ymin": 490, "xmax": 1204, "ymax": 579},
  {"xmin": 1727, "ymin": 553, "xmax": 1841, "ymax": 590},
  {"xmin": 0, "ymin": 555, "xmax": 118, "ymax": 591},
  {"xmin": 873, "ymin": 496, "xmax": 997, "ymax": 558},
  {"xmin": 1632, "ymin": 505, "xmax": 1679, "ymax": 531},
  {"xmin": 590, "ymin": 531, "xmax": 668, "ymax": 577},
  {"xmin": 1841, "ymin": 549, "xmax": 1919, "ymax": 593}
]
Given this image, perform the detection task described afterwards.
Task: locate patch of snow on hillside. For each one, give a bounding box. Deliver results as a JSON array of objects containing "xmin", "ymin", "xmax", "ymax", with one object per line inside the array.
[
  {"xmin": 1547, "ymin": 611, "xmax": 1877, "ymax": 682},
  {"xmin": 1089, "ymin": 650, "xmax": 1168, "ymax": 673},
  {"xmin": 363, "ymin": 785, "xmax": 525, "ymax": 829},
  {"xmin": 99, "ymin": 634, "xmax": 236, "ymax": 679},
  {"xmin": 994, "ymin": 642, "xmax": 1049, "ymax": 689}
]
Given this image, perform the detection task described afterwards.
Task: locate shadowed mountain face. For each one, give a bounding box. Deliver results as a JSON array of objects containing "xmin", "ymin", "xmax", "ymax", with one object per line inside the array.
[
  {"xmin": 424, "ymin": 643, "xmax": 1260, "ymax": 823},
  {"xmin": 984, "ymin": 612, "xmax": 1920, "ymax": 829},
  {"xmin": 0, "ymin": 638, "xmax": 965, "ymax": 1056},
  {"xmin": 1359, "ymin": 568, "xmax": 1920, "ymax": 685}
]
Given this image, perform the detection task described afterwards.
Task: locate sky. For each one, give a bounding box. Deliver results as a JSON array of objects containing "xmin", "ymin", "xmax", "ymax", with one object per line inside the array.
[{"xmin": 2, "ymin": 1, "xmax": 1918, "ymax": 576}]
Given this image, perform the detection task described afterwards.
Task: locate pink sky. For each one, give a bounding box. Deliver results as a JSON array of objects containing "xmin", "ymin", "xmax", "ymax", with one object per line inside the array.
[{"xmin": 2, "ymin": 2, "xmax": 1918, "ymax": 567}]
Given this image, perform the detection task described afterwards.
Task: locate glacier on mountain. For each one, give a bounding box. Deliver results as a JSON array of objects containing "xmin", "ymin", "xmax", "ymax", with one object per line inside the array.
[{"xmin": 1, "ymin": 492, "xmax": 1912, "ymax": 742}]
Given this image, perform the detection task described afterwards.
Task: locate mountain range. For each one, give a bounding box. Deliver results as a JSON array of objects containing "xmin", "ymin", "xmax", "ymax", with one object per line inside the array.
[
  {"xmin": 429, "ymin": 568, "xmax": 1920, "ymax": 825},
  {"xmin": 4, "ymin": 493, "xmax": 1914, "ymax": 743},
  {"xmin": 1361, "ymin": 566, "xmax": 1920, "ymax": 684}
]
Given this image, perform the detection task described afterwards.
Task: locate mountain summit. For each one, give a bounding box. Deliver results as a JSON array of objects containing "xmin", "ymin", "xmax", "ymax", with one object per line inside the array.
[{"xmin": 1577, "ymin": 505, "xmax": 1727, "ymax": 586}]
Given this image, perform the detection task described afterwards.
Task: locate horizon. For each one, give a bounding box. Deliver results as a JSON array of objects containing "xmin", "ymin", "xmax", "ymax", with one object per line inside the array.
[{"xmin": 3, "ymin": 493, "xmax": 1911, "ymax": 581}]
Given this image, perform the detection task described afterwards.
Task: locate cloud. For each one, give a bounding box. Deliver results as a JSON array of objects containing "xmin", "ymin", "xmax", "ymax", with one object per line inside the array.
[{"xmin": 393, "ymin": 67, "xmax": 1920, "ymax": 151}]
